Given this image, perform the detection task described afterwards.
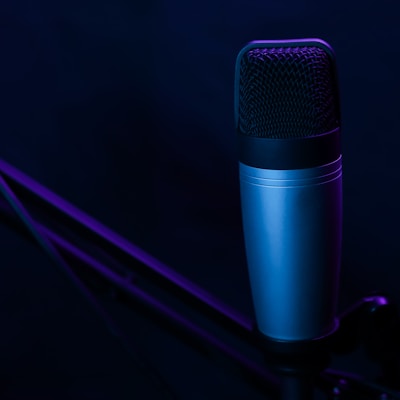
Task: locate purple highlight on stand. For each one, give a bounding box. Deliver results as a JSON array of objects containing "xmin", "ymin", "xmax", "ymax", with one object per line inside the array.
[
  {"xmin": 0, "ymin": 158, "xmax": 253, "ymax": 339},
  {"xmin": 37, "ymin": 222, "xmax": 279, "ymax": 394},
  {"xmin": 0, "ymin": 157, "xmax": 279, "ymax": 395}
]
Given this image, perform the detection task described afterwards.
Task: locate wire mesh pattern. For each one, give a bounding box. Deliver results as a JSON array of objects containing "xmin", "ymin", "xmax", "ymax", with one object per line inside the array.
[{"xmin": 238, "ymin": 46, "xmax": 340, "ymax": 138}]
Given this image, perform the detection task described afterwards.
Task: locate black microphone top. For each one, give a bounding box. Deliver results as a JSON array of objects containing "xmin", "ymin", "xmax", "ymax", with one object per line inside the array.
[{"xmin": 235, "ymin": 39, "xmax": 341, "ymax": 169}]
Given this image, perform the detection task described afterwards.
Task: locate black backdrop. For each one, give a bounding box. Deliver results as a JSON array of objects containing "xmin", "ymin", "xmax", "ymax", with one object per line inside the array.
[{"xmin": 0, "ymin": 0, "xmax": 399, "ymax": 398}]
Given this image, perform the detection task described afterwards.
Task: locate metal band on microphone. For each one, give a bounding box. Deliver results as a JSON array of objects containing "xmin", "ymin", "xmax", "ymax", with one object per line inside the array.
[{"xmin": 238, "ymin": 127, "xmax": 341, "ymax": 170}]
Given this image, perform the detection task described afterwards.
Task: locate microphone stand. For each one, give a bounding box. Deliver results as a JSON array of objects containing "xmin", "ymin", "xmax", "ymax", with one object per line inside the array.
[{"xmin": 0, "ymin": 157, "xmax": 399, "ymax": 400}]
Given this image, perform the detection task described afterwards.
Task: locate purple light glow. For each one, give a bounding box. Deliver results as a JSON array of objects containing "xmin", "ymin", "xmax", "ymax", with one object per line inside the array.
[{"xmin": 0, "ymin": 157, "xmax": 253, "ymax": 336}]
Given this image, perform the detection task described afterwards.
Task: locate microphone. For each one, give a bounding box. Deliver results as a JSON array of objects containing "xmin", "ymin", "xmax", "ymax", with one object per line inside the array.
[{"xmin": 235, "ymin": 39, "xmax": 342, "ymax": 343}]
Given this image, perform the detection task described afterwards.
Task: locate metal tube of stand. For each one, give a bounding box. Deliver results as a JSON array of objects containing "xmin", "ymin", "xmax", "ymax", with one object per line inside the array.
[{"xmin": 281, "ymin": 374, "xmax": 315, "ymax": 400}]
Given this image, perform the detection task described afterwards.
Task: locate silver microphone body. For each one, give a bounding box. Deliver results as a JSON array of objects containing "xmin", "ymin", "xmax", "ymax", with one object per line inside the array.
[{"xmin": 240, "ymin": 156, "xmax": 342, "ymax": 341}]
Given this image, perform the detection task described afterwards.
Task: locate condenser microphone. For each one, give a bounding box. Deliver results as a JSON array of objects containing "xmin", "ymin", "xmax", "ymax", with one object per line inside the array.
[{"xmin": 235, "ymin": 39, "xmax": 342, "ymax": 342}]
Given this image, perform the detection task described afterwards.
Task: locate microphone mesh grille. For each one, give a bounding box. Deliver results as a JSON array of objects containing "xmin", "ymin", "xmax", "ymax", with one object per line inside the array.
[{"xmin": 238, "ymin": 46, "xmax": 340, "ymax": 138}]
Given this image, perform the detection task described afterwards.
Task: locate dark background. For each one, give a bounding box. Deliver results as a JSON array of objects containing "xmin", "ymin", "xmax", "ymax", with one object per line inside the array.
[{"xmin": 0, "ymin": 0, "xmax": 399, "ymax": 398}]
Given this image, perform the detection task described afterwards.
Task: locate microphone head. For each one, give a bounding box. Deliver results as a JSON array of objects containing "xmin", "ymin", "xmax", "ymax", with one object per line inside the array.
[{"xmin": 235, "ymin": 39, "xmax": 341, "ymax": 139}]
